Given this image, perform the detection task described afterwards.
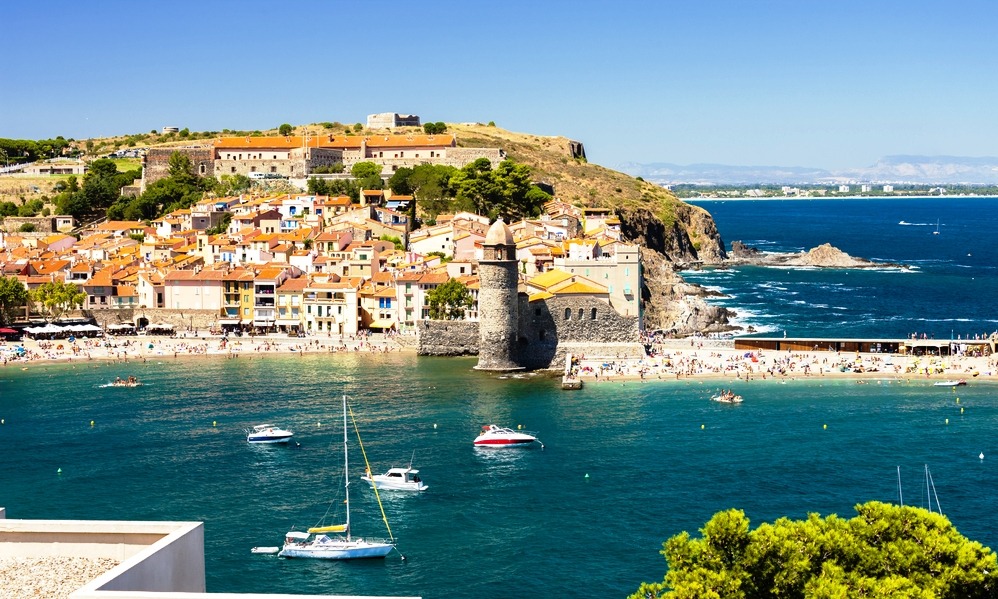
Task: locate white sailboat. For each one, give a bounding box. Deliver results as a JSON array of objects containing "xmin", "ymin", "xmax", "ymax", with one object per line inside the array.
[
  {"xmin": 278, "ymin": 395, "xmax": 396, "ymax": 559},
  {"xmin": 933, "ymin": 219, "xmax": 940, "ymax": 235}
]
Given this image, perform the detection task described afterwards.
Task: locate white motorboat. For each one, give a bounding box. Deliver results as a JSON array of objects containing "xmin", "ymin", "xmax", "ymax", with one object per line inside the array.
[
  {"xmin": 246, "ymin": 424, "xmax": 294, "ymax": 444},
  {"xmin": 710, "ymin": 391, "xmax": 743, "ymax": 404},
  {"xmin": 362, "ymin": 466, "xmax": 427, "ymax": 492},
  {"xmin": 473, "ymin": 424, "xmax": 542, "ymax": 448},
  {"xmin": 277, "ymin": 396, "xmax": 396, "ymax": 560},
  {"xmin": 933, "ymin": 379, "xmax": 966, "ymax": 387}
]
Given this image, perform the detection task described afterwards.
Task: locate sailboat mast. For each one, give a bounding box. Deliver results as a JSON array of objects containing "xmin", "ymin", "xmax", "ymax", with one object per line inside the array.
[
  {"xmin": 343, "ymin": 395, "xmax": 350, "ymax": 539},
  {"xmin": 897, "ymin": 466, "xmax": 903, "ymax": 507}
]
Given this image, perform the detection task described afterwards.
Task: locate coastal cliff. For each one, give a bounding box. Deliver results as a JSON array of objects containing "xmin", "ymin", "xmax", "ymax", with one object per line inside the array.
[{"xmin": 451, "ymin": 124, "xmax": 730, "ymax": 334}]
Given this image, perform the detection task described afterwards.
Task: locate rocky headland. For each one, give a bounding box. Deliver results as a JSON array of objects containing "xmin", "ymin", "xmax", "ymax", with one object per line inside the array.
[{"xmin": 727, "ymin": 241, "xmax": 908, "ymax": 269}]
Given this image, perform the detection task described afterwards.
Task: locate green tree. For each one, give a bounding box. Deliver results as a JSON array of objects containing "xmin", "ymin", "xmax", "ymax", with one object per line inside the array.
[
  {"xmin": 387, "ymin": 167, "xmax": 415, "ymax": 196},
  {"xmin": 18, "ymin": 199, "xmax": 44, "ymax": 217},
  {"xmin": 18, "ymin": 223, "xmax": 37, "ymax": 232},
  {"xmin": 205, "ymin": 212, "xmax": 232, "ymax": 236},
  {"xmin": 423, "ymin": 122, "xmax": 448, "ymax": 134},
  {"xmin": 426, "ymin": 279, "xmax": 473, "ymax": 320},
  {"xmin": 217, "ymin": 173, "xmax": 252, "ymax": 195},
  {"xmin": 307, "ymin": 177, "xmax": 330, "ymax": 196},
  {"xmin": 351, "ymin": 161, "xmax": 384, "ymax": 190},
  {"xmin": 0, "ymin": 276, "xmax": 30, "ymax": 325},
  {"xmin": 278, "ymin": 123, "xmax": 293, "ymax": 136},
  {"xmin": 30, "ymin": 280, "xmax": 88, "ymax": 322},
  {"xmin": 631, "ymin": 502, "xmax": 998, "ymax": 599},
  {"xmin": 378, "ymin": 234, "xmax": 403, "ymax": 250},
  {"xmin": 0, "ymin": 201, "xmax": 17, "ymax": 217}
]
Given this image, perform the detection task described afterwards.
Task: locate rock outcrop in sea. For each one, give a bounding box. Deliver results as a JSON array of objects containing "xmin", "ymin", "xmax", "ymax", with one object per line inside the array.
[{"xmin": 727, "ymin": 241, "xmax": 908, "ymax": 269}]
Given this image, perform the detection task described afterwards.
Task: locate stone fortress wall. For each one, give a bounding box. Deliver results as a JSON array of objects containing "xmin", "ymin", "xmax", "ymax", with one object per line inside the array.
[
  {"xmin": 140, "ymin": 141, "xmax": 503, "ymax": 190},
  {"xmin": 85, "ymin": 308, "xmax": 219, "ymax": 332},
  {"xmin": 414, "ymin": 293, "xmax": 642, "ymax": 369},
  {"xmin": 416, "ymin": 320, "xmax": 479, "ymax": 356},
  {"xmin": 141, "ymin": 147, "xmax": 214, "ymax": 192}
]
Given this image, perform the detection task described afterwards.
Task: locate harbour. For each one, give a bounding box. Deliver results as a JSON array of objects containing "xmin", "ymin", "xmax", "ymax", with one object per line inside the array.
[{"xmin": 1, "ymin": 353, "xmax": 995, "ymax": 597}]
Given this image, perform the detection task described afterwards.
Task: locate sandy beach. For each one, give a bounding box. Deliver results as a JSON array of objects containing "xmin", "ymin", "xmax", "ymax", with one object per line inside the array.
[
  {"xmin": 0, "ymin": 331, "xmax": 413, "ymax": 369},
  {"xmin": 3, "ymin": 332, "xmax": 996, "ymax": 388},
  {"xmin": 570, "ymin": 338, "xmax": 998, "ymax": 386}
]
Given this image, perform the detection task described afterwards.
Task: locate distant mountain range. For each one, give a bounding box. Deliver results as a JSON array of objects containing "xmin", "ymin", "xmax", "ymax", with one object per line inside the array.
[{"xmin": 617, "ymin": 155, "xmax": 998, "ymax": 185}]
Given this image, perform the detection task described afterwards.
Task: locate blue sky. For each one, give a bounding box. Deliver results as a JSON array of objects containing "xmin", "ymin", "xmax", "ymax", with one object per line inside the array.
[{"xmin": 3, "ymin": 0, "xmax": 997, "ymax": 170}]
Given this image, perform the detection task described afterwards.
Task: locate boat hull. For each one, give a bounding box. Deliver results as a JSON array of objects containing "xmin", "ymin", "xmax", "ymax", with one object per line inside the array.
[
  {"xmin": 474, "ymin": 437, "xmax": 536, "ymax": 447},
  {"xmin": 278, "ymin": 540, "xmax": 394, "ymax": 559},
  {"xmin": 361, "ymin": 474, "xmax": 428, "ymax": 491},
  {"xmin": 247, "ymin": 434, "xmax": 293, "ymax": 444}
]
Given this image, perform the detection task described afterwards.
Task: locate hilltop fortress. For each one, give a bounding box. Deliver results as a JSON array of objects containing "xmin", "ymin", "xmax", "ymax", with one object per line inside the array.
[{"xmin": 141, "ymin": 133, "xmax": 505, "ymax": 192}]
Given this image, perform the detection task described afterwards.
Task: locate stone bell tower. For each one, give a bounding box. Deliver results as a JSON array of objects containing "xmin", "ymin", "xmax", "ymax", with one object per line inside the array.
[{"xmin": 475, "ymin": 218, "xmax": 522, "ymax": 371}]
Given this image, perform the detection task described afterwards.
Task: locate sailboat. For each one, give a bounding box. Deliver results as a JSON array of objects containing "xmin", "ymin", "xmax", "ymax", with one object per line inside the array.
[
  {"xmin": 933, "ymin": 219, "xmax": 940, "ymax": 235},
  {"xmin": 896, "ymin": 465, "xmax": 943, "ymax": 515},
  {"xmin": 278, "ymin": 395, "xmax": 396, "ymax": 559}
]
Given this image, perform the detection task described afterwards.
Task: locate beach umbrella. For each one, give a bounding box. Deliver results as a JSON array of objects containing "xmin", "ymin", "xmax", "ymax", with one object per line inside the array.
[{"xmin": 0, "ymin": 327, "xmax": 17, "ymax": 334}]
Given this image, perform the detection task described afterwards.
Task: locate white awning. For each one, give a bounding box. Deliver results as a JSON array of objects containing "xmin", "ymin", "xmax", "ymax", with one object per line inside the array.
[{"xmin": 217, "ymin": 319, "xmax": 240, "ymax": 325}]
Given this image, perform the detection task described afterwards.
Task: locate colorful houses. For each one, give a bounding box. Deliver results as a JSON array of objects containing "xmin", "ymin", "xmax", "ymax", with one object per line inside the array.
[{"xmin": 2, "ymin": 191, "xmax": 642, "ymax": 339}]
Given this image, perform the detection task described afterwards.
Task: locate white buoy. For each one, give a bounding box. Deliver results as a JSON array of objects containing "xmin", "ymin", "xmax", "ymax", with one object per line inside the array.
[
  {"xmin": 981, "ymin": 452, "xmax": 985, "ymax": 460},
  {"xmin": 433, "ymin": 423, "xmax": 437, "ymax": 429}
]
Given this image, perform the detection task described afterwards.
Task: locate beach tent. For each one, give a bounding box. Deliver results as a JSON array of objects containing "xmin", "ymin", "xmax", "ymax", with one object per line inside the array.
[
  {"xmin": 65, "ymin": 323, "xmax": 102, "ymax": 337},
  {"xmin": 23, "ymin": 323, "xmax": 65, "ymax": 339}
]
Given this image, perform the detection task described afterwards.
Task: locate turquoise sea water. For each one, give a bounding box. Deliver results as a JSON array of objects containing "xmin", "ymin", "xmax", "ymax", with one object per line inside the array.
[
  {"xmin": 1, "ymin": 354, "xmax": 996, "ymax": 598},
  {"xmin": 683, "ymin": 197, "xmax": 998, "ymax": 339},
  {"xmin": 3, "ymin": 197, "xmax": 998, "ymax": 597}
]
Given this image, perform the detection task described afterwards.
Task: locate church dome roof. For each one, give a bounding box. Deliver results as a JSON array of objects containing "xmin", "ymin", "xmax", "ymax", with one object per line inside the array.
[{"xmin": 484, "ymin": 218, "xmax": 514, "ymax": 246}]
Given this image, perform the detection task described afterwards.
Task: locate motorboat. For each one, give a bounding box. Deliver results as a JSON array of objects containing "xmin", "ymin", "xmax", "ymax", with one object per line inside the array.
[
  {"xmin": 247, "ymin": 424, "xmax": 294, "ymax": 444},
  {"xmin": 710, "ymin": 391, "xmax": 743, "ymax": 404},
  {"xmin": 933, "ymin": 380, "xmax": 967, "ymax": 387},
  {"xmin": 473, "ymin": 424, "xmax": 542, "ymax": 448},
  {"xmin": 361, "ymin": 466, "xmax": 427, "ymax": 492}
]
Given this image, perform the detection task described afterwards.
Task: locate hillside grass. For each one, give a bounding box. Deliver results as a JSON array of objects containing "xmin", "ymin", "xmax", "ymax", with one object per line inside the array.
[{"xmin": 449, "ymin": 123, "xmax": 682, "ymax": 226}]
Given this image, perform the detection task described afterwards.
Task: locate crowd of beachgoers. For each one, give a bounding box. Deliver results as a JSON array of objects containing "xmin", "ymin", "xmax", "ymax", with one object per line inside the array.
[
  {"xmin": 573, "ymin": 336, "xmax": 997, "ymax": 384},
  {"xmin": 0, "ymin": 330, "xmax": 409, "ymax": 367},
  {"xmin": 2, "ymin": 330, "xmax": 995, "ymax": 385}
]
